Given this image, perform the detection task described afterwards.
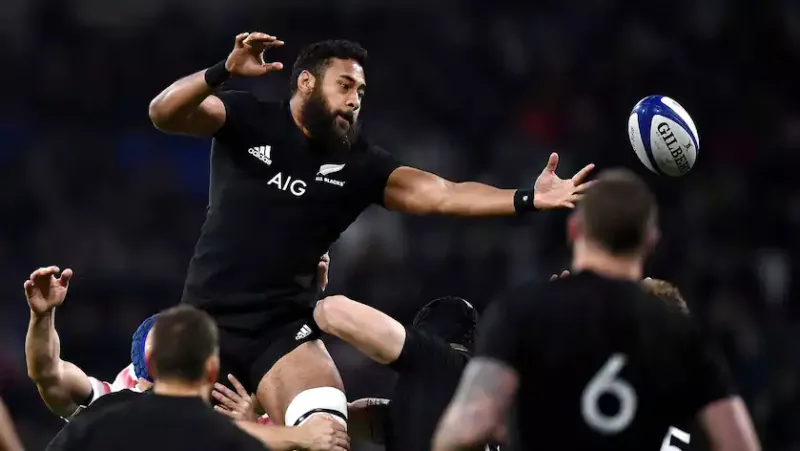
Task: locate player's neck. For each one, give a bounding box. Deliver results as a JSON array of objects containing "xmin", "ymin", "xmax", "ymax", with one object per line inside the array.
[
  {"xmin": 289, "ymin": 96, "xmax": 312, "ymax": 138},
  {"xmin": 153, "ymin": 379, "xmax": 210, "ymax": 403},
  {"xmin": 572, "ymin": 241, "xmax": 644, "ymax": 281}
]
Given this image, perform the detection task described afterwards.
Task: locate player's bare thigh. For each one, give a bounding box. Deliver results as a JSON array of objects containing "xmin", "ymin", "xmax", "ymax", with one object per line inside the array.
[{"xmin": 256, "ymin": 339, "xmax": 343, "ymax": 425}]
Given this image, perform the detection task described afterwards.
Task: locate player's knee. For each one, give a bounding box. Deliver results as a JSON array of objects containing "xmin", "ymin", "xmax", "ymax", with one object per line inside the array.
[{"xmin": 285, "ymin": 387, "xmax": 348, "ymax": 428}]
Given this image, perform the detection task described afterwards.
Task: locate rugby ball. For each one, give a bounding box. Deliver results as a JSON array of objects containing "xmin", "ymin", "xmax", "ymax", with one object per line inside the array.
[{"xmin": 628, "ymin": 96, "xmax": 699, "ymax": 176}]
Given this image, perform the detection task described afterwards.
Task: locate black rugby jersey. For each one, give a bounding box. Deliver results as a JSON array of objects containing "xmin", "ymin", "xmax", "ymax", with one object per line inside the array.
[
  {"xmin": 386, "ymin": 328, "xmax": 470, "ymax": 451},
  {"xmin": 48, "ymin": 392, "xmax": 267, "ymax": 451},
  {"xmin": 478, "ymin": 271, "xmax": 734, "ymax": 450},
  {"xmin": 182, "ymin": 91, "xmax": 400, "ymax": 331}
]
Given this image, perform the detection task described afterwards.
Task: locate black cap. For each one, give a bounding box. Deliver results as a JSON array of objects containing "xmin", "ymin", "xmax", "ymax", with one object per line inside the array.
[{"xmin": 412, "ymin": 297, "xmax": 479, "ymax": 352}]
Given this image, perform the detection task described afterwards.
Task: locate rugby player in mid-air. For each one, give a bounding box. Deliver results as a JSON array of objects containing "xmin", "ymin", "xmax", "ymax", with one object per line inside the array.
[
  {"xmin": 148, "ymin": 33, "xmax": 595, "ymax": 430},
  {"xmin": 433, "ymin": 169, "xmax": 761, "ymax": 451}
]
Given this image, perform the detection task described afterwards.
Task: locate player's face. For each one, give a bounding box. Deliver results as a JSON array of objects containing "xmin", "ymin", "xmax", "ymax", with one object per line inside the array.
[
  {"xmin": 300, "ymin": 58, "xmax": 365, "ymax": 150},
  {"xmin": 320, "ymin": 58, "xmax": 365, "ymax": 128}
]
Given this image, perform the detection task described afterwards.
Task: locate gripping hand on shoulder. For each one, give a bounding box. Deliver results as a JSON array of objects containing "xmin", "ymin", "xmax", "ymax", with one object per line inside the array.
[
  {"xmin": 24, "ymin": 266, "xmax": 72, "ymax": 317},
  {"xmin": 225, "ymin": 32, "xmax": 285, "ymax": 77}
]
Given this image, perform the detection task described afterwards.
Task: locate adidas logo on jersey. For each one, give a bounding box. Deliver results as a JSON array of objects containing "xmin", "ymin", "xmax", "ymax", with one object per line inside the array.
[
  {"xmin": 248, "ymin": 145, "xmax": 272, "ymax": 165},
  {"xmin": 295, "ymin": 324, "xmax": 313, "ymax": 341}
]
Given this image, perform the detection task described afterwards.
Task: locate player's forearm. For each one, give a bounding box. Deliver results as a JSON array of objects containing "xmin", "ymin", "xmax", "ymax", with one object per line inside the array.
[
  {"xmin": 148, "ymin": 70, "xmax": 215, "ymax": 131},
  {"xmin": 26, "ymin": 311, "xmax": 91, "ymax": 417},
  {"xmin": 236, "ymin": 422, "xmax": 303, "ymax": 451},
  {"xmin": 0, "ymin": 398, "xmax": 23, "ymax": 451},
  {"xmin": 25, "ymin": 311, "xmax": 62, "ymax": 382},
  {"xmin": 438, "ymin": 182, "xmax": 516, "ymax": 217}
]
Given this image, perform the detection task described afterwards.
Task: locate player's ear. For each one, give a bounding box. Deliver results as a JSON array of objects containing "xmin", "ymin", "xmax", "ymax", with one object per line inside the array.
[
  {"xmin": 298, "ymin": 70, "xmax": 315, "ymax": 95},
  {"xmin": 644, "ymin": 224, "xmax": 661, "ymax": 254},
  {"xmin": 206, "ymin": 353, "xmax": 220, "ymax": 385},
  {"xmin": 144, "ymin": 326, "xmax": 156, "ymax": 360},
  {"xmin": 567, "ymin": 211, "xmax": 581, "ymax": 244}
]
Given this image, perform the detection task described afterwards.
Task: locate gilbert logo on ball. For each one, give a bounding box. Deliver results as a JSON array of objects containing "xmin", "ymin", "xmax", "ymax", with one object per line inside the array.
[{"xmin": 628, "ymin": 96, "xmax": 699, "ymax": 176}]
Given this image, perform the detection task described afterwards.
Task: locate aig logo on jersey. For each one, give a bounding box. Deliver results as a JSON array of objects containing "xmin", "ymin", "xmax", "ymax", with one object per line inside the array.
[
  {"xmin": 267, "ymin": 172, "xmax": 307, "ymax": 197},
  {"xmin": 316, "ymin": 164, "xmax": 346, "ymax": 187}
]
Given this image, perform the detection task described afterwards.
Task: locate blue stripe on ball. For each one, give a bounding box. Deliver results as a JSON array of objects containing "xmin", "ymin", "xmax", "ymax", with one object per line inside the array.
[{"xmin": 634, "ymin": 96, "xmax": 665, "ymax": 176}]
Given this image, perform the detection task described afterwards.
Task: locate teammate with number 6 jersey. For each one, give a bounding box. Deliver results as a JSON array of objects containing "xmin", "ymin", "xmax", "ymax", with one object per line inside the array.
[{"xmin": 433, "ymin": 169, "xmax": 761, "ymax": 451}]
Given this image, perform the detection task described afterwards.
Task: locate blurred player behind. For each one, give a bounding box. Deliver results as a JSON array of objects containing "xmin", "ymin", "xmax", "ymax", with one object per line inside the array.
[{"xmin": 434, "ymin": 169, "xmax": 761, "ymax": 451}]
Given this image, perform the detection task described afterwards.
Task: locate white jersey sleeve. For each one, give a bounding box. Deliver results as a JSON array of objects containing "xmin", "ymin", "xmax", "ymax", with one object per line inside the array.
[{"xmin": 64, "ymin": 364, "xmax": 140, "ymax": 421}]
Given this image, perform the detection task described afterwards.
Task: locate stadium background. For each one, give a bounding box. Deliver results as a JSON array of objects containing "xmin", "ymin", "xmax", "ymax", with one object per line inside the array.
[{"xmin": 0, "ymin": 0, "xmax": 798, "ymax": 449}]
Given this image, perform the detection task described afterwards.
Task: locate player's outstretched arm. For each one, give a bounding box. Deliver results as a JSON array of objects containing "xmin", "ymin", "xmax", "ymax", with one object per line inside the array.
[
  {"xmin": 24, "ymin": 267, "xmax": 95, "ymax": 418},
  {"xmin": 148, "ymin": 32, "xmax": 283, "ymax": 136},
  {"xmin": 698, "ymin": 397, "xmax": 761, "ymax": 451},
  {"xmin": 347, "ymin": 398, "xmax": 390, "ymax": 444},
  {"xmin": 384, "ymin": 153, "xmax": 595, "ymax": 216},
  {"xmin": 313, "ymin": 295, "xmax": 406, "ymax": 364},
  {"xmin": 0, "ymin": 397, "xmax": 23, "ymax": 451},
  {"xmin": 237, "ymin": 414, "xmax": 349, "ymax": 451},
  {"xmin": 433, "ymin": 357, "xmax": 518, "ymax": 451}
]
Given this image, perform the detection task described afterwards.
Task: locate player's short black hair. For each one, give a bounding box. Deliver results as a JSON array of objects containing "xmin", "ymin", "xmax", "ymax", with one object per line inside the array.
[
  {"xmin": 579, "ymin": 168, "xmax": 657, "ymax": 254},
  {"xmin": 412, "ymin": 297, "xmax": 479, "ymax": 353},
  {"xmin": 290, "ymin": 39, "xmax": 368, "ymax": 94},
  {"xmin": 150, "ymin": 305, "xmax": 218, "ymax": 384}
]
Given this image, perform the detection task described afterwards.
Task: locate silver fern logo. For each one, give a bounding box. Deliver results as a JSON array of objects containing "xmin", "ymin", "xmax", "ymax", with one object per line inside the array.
[
  {"xmin": 317, "ymin": 164, "xmax": 345, "ymax": 176},
  {"xmin": 316, "ymin": 164, "xmax": 346, "ymax": 187}
]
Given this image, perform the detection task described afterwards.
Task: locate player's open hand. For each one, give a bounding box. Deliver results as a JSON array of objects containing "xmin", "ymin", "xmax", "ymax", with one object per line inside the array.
[
  {"xmin": 24, "ymin": 266, "xmax": 72, "ymax": 317},
  {"xmin": 213, "ymin": 374, "xmax": 259, "ymax": 422},
  {"xmin": 532, "ymin": 153, "xmax": 595, "ymax": 210},
  {"xmin": 295, "ymin": 414, "xmax": 350, "ymax": 451},
  {"xmin": 225, "ymin": 32, "xmax": 285, "ymax": 77}
]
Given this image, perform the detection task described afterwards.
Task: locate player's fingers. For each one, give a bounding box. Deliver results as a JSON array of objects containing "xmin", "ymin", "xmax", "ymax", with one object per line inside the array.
[
  {"xmin": 549, "ymin": 274, "xmax": 558, "ymax": 281},
  {"xmin": 227, "ymin": 374, "xmax": 249, "ymax": 398},
  {"xmin": 330, "ymin": 418, "xmax": 346, "ymax": 432},
  {"xmin": 320, "ymin": 252, "xmax": 330, "ymax": 264},
  {"xmin": 24, "ymin": 280, "xmax": 34, "ymax": 296},
  {"xmin": 560, "ymin": 270, "xmax": 570, "ymax": 278},
  {"xmin": 262, "ymin": 62, "xmax": 284, "ymax": 73},
  {"xmin": 212, "ymin": 390, "xmax": 240, "ymax": 410},
  {"xmin": 214, "ymin": 382, "xmax": 242, "ymax": 402},
  {"xmin": 244, "ymin": 32, "xmax": 276, "ymax": 42},
  {"xmin": 262, "ymin": 39, "xmax": 285, "ymax": 48},
  {"xmin": 30, "ymin": 267, "xmax": 49, "ymax": 280},
  {"xmin": 335, "ymin": 434, "xmax": 350, "ymax": 449},
  {"xmin": 213, "ymin": 405, "xmax": 239, "ymax": 419},
  {"xmin": 544, "ymin": 152, "xmax": 559, "ymax": 173},
  {"xmin": 571, "ymin": 163, "xmax": 596, "ymax": 184},
  {"xmin": 58, "ymin": 268, "xmax": 73, "ymax": 287},
  {"xmin": 234, "ymin": 32, "xmax": 250, "ymax": 48},
  {"xmin": 562, "ymin": 201, "xmax": 575, "ymax": 209},
  {"xmin": 573, "ymin": 180, "xmax": 597, "ymax": 194}
]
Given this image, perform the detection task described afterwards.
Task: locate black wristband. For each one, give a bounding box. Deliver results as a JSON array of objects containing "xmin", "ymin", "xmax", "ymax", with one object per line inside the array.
[
  {"xmin": 514, "ymin": 188, "xmax": 537, "ymax": 214},
  {"xmin": 204, "ymin": 60, "xmax": 231, "ymax": 87}
]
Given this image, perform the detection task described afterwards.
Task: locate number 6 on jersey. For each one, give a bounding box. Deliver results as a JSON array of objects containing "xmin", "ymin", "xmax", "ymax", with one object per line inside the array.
[{"xmin": 581, "ymin": 353, "xmax": 638, "ymax": 434}]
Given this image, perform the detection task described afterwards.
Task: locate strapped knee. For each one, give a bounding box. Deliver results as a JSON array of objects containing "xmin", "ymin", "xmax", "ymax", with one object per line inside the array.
[{"xmin": 285, "ymin": 387, "xmax": 348, "ymax": 428}]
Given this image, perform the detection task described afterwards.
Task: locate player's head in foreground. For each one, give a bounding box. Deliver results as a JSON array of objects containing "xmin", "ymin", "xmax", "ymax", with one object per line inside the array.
[
  {"xmin": 290, "ymin": 39, "xmax": 368, "ymax": 151},
  {"xmin": 149, "ymin": 305, "xmax": 220, "ymax": 402},
  {"xmin": 568, "ymin": 168, "xmax": 659, "ymax": 279},
  {"xmin": 412, "ymin": 297, "xmax": 479, "ymax": 354}
]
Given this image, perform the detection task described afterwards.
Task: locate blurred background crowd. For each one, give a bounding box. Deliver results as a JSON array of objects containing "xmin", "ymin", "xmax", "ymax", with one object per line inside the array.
[{"xmin": 1, "ymin": 0, "xmax": 798, "ymax": 449}]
